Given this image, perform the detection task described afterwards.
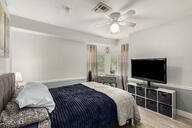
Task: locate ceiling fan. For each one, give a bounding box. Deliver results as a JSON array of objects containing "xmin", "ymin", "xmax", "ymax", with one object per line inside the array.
[
  {"xmin": 93, "ymin": 2, "xmax": 137, "ymax": 34},
  {"xmin": 106, "ymin": 10, "xmax": 136, "ymax": 33}
]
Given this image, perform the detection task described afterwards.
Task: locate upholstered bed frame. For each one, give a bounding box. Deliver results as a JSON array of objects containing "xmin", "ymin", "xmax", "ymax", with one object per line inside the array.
[
  {"xmin": 0, "ymin": 73, "xmax": 15, "ymax": 113},
  {"xmin": 0, "ymin": 74, "xmax": 132, "ymax": 128}
]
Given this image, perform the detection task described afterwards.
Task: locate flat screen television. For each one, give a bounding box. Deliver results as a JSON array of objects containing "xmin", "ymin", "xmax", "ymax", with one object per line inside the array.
[{"xmin": 131, "ymin": 58, "xmax": 167, "ymax": 87}]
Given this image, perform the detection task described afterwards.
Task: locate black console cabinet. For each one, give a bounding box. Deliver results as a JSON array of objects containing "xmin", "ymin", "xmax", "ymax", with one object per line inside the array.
[
  {"xmin": 136, "ymin": 96, "xmax": 145, "ymax": 107},
  {"xmin": 128, "ymin": 85, "xmax": 135, "ymax": 94},
  {"xmin": 158, "ymin": 91, "xmax": 172, "ymax": 105},
  {"xmin": 127, "ymin": 83, "xmax": 176, "ymax": 118},
  {"xmin": 147, "ymin": 89, "xmax": 157, "ymax": 101},
  {"xmin": 159, "ymin": 103, "xmax": 172, "ymax": 117},
  {"xmin": 136, "ymin": 86, "xmax": 145, "ymax": 97},
  {"xmin": 146, "ymin": 99, "xmax": 157, "ymax": 112}
]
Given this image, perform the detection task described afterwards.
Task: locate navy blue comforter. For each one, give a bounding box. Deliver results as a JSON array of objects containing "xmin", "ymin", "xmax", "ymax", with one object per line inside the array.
[
  {"xmin": 25, "ymin": 84, "xmax": 117, "ymax": 128},
  {"xmin": 49, "ymin": 84, "xmax": 117, "ymax": 128}
]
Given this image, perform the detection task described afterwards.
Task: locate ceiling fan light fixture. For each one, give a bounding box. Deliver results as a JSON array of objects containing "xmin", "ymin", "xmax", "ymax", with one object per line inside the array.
[{"xmin": 110, "ymin": 23, "xmax": 120, "ymax": 33}]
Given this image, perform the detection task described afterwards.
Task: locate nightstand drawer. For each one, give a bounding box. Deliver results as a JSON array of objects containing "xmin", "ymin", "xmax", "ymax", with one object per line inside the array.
[
  {"xmin": 128, "ymin": 85, "xmax": 135, "ymax": 94},
  {"xmin": 147, "ymin": 89, "xmax": 157, "ymax": 101},
  {"xmin": 158, "ymin": 91, "xmax": 172, "ymax": 105},
  {"xmin": 136, "ymin": 96, "xmax": 145, "ymax": 107},
  {"xmin": 146, "ymin": 99, "xmax": 157, "ymax": 112},
  {"xmin": 107, "ymin": 77, "xmax": 116, "ymax": 83},
  {"xmin": 136, "ymin": 86, "xmax": 145, "ymax": 97},
  {"xmin": 97, "ymin": 77, "xmax": 104, "ymax": 83},
  {"xmin": 158, "ymin": 103, "xmax": 172, "ymax": 118}
]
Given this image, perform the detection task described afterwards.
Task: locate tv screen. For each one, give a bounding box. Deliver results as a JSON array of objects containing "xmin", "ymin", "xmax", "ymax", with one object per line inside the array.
[{"xmin": 131, "ymin": 58, "xmax": 167, "ymax": 84}]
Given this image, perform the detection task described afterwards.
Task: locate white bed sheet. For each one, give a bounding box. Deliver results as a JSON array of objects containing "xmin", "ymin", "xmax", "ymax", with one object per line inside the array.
[{"xmin": 82, "ymin": 82, "xmax": 141, "ymax": 126}]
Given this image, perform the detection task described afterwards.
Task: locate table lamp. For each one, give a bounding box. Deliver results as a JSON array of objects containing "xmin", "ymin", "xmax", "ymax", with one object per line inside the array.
[{"xmin": 15, "ymin": 72, "xmax": 23, "ymax": 87}]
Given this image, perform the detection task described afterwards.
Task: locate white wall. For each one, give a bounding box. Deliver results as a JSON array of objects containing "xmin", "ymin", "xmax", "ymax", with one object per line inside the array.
[
  {"xmin": 8, "ymin": 13, "xmax": 118, "ymax": 82},
  {"xmin": 10, "ymin": 15, "xmax": 117, "ymax": 46},
  {"xmin": 11, "ymin": 29, "xmax": 87, "ymax": 82},
  {"xmin": 128, "ymin": 15, "xmax": 192, "ymax": 88},
  {"xmin": 0, "ymin": 0, "xmax": 10, "ymax": 75},
  {"xmin": 0, "ymin": 58, "xmax": 10, "ymax": 74}
]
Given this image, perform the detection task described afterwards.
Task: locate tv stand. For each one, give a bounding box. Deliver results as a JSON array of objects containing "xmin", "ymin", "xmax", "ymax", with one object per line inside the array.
[
  {"xmin": 147, "ymin": 81, "xmax": 159, "ymax": 89},
  {"xmin": 136, "ymin": 81, "xmax": 158, "ymax": 89},
  {"xmin": 147, "ymin": 81, "xmax": 151, "ymax": 88},
  {"xmin": 127, "ymin": 83, "xmax": 176, "ymax": 119}
]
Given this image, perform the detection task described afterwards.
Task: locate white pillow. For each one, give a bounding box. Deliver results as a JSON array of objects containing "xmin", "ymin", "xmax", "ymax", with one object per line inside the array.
[{"xmin": 16, "ymin": 82, "xmax": 55, "ymax": 113}]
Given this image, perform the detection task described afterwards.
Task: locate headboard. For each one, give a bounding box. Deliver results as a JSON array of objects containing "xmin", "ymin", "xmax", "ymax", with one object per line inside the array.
[{"xmin": 0, "ymin": 73, "xmax": 15, "ymax": 113}]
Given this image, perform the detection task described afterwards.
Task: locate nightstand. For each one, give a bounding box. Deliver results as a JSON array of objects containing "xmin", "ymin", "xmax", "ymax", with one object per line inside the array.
[{"xmin": 97, "ymin": 76, "xmax": 117, "ymax": 87}]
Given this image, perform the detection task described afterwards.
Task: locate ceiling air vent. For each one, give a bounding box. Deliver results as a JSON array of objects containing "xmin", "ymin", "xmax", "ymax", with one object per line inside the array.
[{"xmin": 92, "ymin": 2, "xmax": 111, "ymax": 13}]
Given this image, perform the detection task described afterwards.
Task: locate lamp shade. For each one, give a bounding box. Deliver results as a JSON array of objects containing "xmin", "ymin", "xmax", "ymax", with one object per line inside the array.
[{"xmin": 15, "ymin": 72, "xmax": 23, "ymax": 82}]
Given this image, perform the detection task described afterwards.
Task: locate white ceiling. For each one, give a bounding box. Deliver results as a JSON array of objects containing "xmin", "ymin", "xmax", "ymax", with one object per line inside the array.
[{"xmin": 6, "ymin": 0, "xmax": 192, "ymax": 39}]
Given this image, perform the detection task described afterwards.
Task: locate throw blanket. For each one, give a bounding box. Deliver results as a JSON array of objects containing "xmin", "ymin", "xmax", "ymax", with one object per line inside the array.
[
  {"xmin": 0, "ymin": 106, "xmax": 51, "ymax": 128},
  {"xmin": 49, "ymin": 84, "xmax": 118, "ymax": 128},
  {"xmin": 82, "ymin": 82, "xmax": 141, "ymax": 126}
]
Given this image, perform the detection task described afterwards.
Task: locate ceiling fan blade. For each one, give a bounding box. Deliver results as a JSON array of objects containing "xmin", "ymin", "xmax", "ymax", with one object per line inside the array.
[
  {"xmin": 119, "ymin": 22, "xmax": 136, "ymax": 27},
  {"xmin": 123, "ymin": 9, "xmax": 136, "ymax": 17},
  {"xmin": 118, "ymin": 16, "xmax": 130, "ymax": 22},
  {"xmin": 128, "ymin": 15, "xmax": 154, "ymax": 20},
  {"xmin": 119, "ymin": 9, "xmax": 136, "ymax": 21},
  {"xmin": 127, "ymin": 22, "xmax": 136, "ymax": 27},
  {"xmin": 119, "ymin": 0, "xmax": 140, "ymax": 14},
  {"xmin": 118, "ymin": 22, "xmax": 127, "ymax": 26}
]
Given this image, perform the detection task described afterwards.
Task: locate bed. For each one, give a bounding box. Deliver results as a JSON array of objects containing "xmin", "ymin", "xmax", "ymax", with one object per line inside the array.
[{"xmin": 0, "ymin": 73, "xmax": 140, "ymax": 128}]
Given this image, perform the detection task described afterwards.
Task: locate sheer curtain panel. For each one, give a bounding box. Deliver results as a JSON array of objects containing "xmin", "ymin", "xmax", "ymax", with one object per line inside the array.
[
  {"xmin": 87, "ymin": 45, "xmax": 97, "ymax": 81},
  {"xmin": 121, "ymin": 44, "xmax": 129, "ymax": 90}
]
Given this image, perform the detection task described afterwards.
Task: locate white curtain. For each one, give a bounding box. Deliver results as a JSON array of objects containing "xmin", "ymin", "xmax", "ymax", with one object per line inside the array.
[
  {"xmin": 121, "ymin": 44, "xmax": 129, "ymax": 90},
  {"xmin": 87, "ymin": 45, "xmax": 97, "ymax": 81}
]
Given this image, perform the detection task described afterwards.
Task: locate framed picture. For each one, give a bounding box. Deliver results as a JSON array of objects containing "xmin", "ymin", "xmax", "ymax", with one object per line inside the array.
[{"xmin": 0, "ymin": 2, "xmax": 9, "ymax": 57}]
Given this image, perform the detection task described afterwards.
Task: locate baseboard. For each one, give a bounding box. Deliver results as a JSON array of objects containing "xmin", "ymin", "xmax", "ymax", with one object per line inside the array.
[
  {"xmin": 41, "ymin": 77, "xmax": 86, "ymax": 89},
  {"xmin": 177, "ymin": 109, "xmax": 192, "ymax": 119},
  {"xmin": 40, "ymin": 77, "xmax": 86, "ymax": 83}
]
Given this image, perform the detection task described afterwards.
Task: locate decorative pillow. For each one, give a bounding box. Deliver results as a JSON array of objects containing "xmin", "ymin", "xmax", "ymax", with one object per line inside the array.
[
  {"xmin": 5, "ymin": 101, "xmax": 20, "ymax": 115},
  {"xmin": 0, "ymin": 102, "xmax": 19, "ymax": 125},
  {"xmin": 16, "ymin": 82, "xmax": 55, "ymax": 113},
  {"xmin": 0, "ymin": 107, "xmax": 49, "ymax": 128},
  {"xmin": 38, "ymin": 118, "xmax": 51, "ymax": 128}
]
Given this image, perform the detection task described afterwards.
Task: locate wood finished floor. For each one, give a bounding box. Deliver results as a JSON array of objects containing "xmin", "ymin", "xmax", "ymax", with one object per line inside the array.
[{"xmin": 122, "ymin": 107, "xmax": 192, "ymax": 128}]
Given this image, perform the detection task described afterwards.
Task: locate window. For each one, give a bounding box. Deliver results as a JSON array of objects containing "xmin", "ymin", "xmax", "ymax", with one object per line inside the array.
[
  {"xmin": 111, "ymin": 52, "xmax": 121, "ymax": 75},
  {"xmin": 97, "ymin": 51, "xmax": 120, "ymax": 75},
  {"xmin": 97, "ymin": 53, "xmax": 105, "ymax": 75}
]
